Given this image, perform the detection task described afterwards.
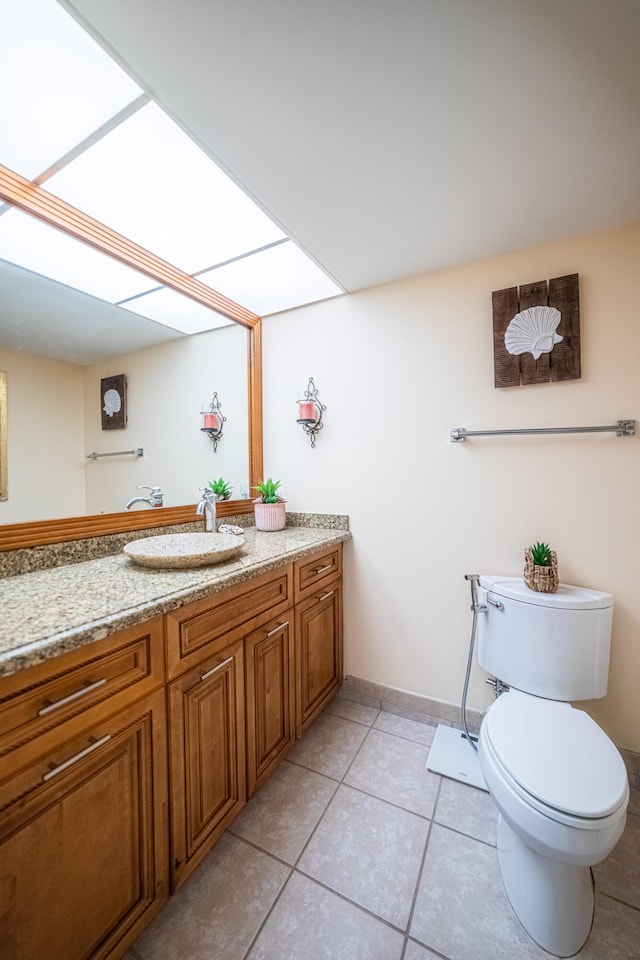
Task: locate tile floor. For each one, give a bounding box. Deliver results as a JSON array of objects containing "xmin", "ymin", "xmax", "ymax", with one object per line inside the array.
[{"xmin": 126, "ymin": 694, "xmax": 640, "ymax": 960}]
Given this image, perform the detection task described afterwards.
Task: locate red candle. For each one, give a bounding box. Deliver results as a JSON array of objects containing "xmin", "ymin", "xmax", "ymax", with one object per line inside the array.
[
  {"xmin": 203, "ymin": 412, "xmax": 220, "ymax": 430},
  {"xmin": 297, "ymin": 401, "xmax": 316, "ymax": 422}
]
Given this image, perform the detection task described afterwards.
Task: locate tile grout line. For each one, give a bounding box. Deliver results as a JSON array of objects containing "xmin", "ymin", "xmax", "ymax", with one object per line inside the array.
[
  {"xmin": 285, "ymin": 709, "xmax": 443, "ymax": 948},
  {"xmin": 237, "ymin": 707, "xmax": 382, "ymax": 959},
  {"xmin": 401, "ymin": 776, "xmax": 444, "ymax": 958}
]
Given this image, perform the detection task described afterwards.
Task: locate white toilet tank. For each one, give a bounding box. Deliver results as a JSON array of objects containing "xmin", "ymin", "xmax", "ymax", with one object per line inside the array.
[{"xmin": 477, "ymin": 576, "xmax": 613, "ymax": 701}]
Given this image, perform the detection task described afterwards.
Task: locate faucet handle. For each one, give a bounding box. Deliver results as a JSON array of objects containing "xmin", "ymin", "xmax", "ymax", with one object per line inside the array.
[{"xmin": 138, "ymin": 485, "xmax": 163, "ymax": 506}]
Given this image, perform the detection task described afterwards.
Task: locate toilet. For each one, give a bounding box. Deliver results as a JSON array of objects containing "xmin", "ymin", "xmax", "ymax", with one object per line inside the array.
[{"xmin": 476, "ymin": 576, "xmax": 629, "ymax": 957}]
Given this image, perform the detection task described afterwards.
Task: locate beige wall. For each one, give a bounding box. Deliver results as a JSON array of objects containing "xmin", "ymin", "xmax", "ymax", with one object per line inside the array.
[
  {"xmin": 83, "ymin": 324, "xmax": 249, "ymax": 515},
  {"xmin": 262, "ymin": 221, "xmax": 640, "ymax": 752},
  {"xmin": 0, "ymin": 348, "xmax": 86, "ymax": 522}
]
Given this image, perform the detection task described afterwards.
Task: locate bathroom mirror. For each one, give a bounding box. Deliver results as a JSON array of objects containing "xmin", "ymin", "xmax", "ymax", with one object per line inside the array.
[
  {"xmin": 0, "ymin": 370, "xmax": 7, "ymax": 502},
  {"xmin": 0, "ymin": 169, "xmax": 263, "ymax": 550}
]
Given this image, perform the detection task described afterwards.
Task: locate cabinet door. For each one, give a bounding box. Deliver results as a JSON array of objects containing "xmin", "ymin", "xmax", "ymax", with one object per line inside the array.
[
  {"xmin": 168, "ymin": 638, "xmax": 245, "ymax": 890},
  {"xmin": 295, "ymin": 580, "xmax": 343, "ymax": 737},
  {"xmin": 0, "ymin": 689, "xmax": 169, "ymax": 960},
  {"xmin": 245, "ymin": 613, "xmax": 294, "ymax": 797}
]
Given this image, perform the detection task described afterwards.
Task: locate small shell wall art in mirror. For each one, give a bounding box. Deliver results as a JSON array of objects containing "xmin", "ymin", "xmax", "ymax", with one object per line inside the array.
[
  {"xmin": 0, "ymin": 371, "xmax": 7, "ymax": 501},
  {"xmin": 492, "ymin": 273, "xmax": 580, "ymax": 388},
  {"xmin": 101, "ymin": 373, "xmax": 127, "ymax": 430}
]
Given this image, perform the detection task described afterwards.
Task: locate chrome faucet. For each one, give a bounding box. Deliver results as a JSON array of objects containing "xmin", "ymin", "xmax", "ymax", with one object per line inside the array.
[
  {"xmin": 196, "ymin": 487, "xmax": 218, "ymax": 532},
  {"xmin": 124, "ymin": 485, "xmax": 164, "ymax": 510}
]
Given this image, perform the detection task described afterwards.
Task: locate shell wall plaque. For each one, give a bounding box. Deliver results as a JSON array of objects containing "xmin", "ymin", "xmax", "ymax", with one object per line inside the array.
[{"xmin": 492, "ymin": 274, "xmax": 580, "ymax": 388}]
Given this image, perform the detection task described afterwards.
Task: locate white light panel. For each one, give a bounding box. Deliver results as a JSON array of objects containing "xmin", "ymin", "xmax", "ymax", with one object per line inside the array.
[
  {"xmin": 199, "ymin": 242, "xmax": 342, "ymax": 316},
  {"xmin": 46, "ymin": 102, "xmax": 285, "ymax": 273},
  {"xmin": 1, "ymin": 0, "xmax": 142, "ymax": 179},
  {"xmin": 120, "ymin": 286, "xmax": 235, "ymax": 334},
  {"xmin": 0, "ymin": 208, "xmax": 155, "ymax": 303}
]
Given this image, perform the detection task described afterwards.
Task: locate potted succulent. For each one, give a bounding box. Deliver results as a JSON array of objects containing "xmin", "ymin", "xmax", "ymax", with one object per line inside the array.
[
  {"xmin": 207, "ymin": 477, "xmax": 233, "ymax": 500},
  {"xmin": 253, "ymin": 478, "xmax": 286, "ymax": 531},
  {"xmin": 524, "ymin": 541, "xmax": 558, "ymax": 593}
]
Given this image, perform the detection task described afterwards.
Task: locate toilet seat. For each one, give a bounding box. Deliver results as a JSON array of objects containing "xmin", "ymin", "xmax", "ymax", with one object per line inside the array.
[{"xmin": 483, "ymin": 690, "xmax": 628, "ymax": 821}]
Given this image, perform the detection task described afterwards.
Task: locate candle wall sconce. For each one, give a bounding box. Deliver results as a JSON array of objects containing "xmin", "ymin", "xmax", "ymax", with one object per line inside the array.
[
  {"xmin": 296, "ymin": 377, "xmax": 326, "ymax": 448},
  {"xmin": 200, "ymin": 391, "xmax": 226, "ymax": 452}
]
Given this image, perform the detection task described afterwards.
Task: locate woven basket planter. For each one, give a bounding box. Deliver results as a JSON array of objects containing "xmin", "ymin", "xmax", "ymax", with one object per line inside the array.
[{"xmin": 524, "ymin": 548, "xmax": 558, "ymax": 593}]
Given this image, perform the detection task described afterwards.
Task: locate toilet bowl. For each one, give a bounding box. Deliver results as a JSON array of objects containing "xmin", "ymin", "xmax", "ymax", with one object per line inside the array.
[
  {"xmin": 480, "ymin": 690, "xmax": 628, "ymax": 865},
  {"xmin": 475, "ymin": 577, "xmax": 629, "ymax": 957}
]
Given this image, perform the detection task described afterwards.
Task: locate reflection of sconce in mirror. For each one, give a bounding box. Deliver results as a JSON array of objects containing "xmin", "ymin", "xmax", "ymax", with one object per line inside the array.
[
  {"xmin": 201, "ymin": 391, "xmax": 226, "ymax": 452},
  {"xmin": 296, "ymin": 377, "xmax": 326, "ymax": 448}
]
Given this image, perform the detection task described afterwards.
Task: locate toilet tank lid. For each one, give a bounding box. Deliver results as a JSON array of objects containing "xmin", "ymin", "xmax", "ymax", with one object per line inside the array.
[{"xmin": 480, "ymin": 576, "xmax": 613, "ymax": 609}]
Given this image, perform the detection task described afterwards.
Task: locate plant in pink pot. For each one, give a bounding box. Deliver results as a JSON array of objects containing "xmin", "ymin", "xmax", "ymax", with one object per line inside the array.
[{"xmin": 253, "ymin": 478, "xmax": 286, "ymax": 531}]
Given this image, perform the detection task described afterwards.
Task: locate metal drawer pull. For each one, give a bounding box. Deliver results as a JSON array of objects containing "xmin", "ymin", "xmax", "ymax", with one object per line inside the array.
[
  {"xmin": 38, "ymin": 677, "xmax": 107, "ymax": 716},
  {"xmin": 318, "ymin": 590, "xmax": 334, "ymax": 602},
  {"xmin": 42, "ymin": 734, "xmax": 111, "ymax": 782},
  {"xmin": 314, "ymin": 564, "xmax": 333, "ymax": 575},
  {"xmin": 200, "ymin": 656, "xmax": 234, "ymax": 682},
  {"xmin": 266, "ymin": 621, "xmax": 289, "ymax": 637}
]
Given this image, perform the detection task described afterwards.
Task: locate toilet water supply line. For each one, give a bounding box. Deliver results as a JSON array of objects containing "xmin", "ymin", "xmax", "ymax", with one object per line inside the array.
[{"xmin": 461, "ymin": 574, "xmax": 488, "ymax": 753}]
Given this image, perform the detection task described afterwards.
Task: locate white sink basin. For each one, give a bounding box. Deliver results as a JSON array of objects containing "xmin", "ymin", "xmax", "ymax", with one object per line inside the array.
[{"xmin": 124, "ymin": 532, "xmax": 244, "ymax": 569}]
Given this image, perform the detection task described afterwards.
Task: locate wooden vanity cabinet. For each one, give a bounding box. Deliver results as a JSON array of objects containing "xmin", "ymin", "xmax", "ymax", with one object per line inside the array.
[
  {"xmin": 0, "ymin": 618, "xmax": 169, "ymax": 960},
  {"xmin": 0, "ymin": 539, "xmax": 345, "ymax": 957},
  {"xmin": 245, "ymin": 611, "xmax": 295, "ymax": 797},
  {"xmin": 167, "ymin": 635, "xmax": 245, "ymax": 890},
  {"xmin": 294, "ymin": 544, "xmax": 344, "ymax": 737},
  {"xmin": 164, "ymin": 565, "xmax": 294, "ymax": 888},
  {"xmin": 295, "ymin": 578, "xmax": 343, "ymax": 736},
  {"xmin": 244, "ymin": 544, "xmax": 344, "ymax": 795}
]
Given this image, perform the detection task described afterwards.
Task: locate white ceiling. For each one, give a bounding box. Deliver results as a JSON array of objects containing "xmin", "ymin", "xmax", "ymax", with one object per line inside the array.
[
  {"xmin": 62, "ymin": 0, "xmax": 640, "ymax": 293},
  {"xmin": 0, "ymin": 259, "xmax": 183, "ymax": 366}
]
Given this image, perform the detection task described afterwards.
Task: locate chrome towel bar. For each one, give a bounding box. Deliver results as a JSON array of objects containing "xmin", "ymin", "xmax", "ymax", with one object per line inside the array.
[
  {"xmin": 450, "ymin": 420, "xmax": 636, "ymax": 442},
  {"xmin": 86, "ymin": 447, "xmax": 144, "ymax": 459}
]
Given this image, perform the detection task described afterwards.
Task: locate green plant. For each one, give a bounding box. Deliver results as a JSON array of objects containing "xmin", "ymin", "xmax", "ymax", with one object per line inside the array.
[
  {"xmin": 529, "ymin": 541, "xmax": 553, "ymax": 566},
  {"xmin": 253, "ymin": 477, "xmax": 283, "ymax": 503},
  {"xmin": 207, "ymin": 477, "xmax": 233, "ymax": 500}
]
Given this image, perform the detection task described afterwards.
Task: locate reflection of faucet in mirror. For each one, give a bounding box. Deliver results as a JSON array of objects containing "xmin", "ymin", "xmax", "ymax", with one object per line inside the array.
[
  {"xmin": 196, "ymin": 487, "xmax": 218, "ymax": 532},
  {"xmin": 124, "ymin": 485, "xmax": 164, "ymax": 510}
]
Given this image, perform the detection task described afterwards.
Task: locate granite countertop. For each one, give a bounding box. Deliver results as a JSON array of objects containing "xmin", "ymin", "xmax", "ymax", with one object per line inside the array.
[{"xmin": 0, "ymin": 524, "xmax": 350, "ymax": 679}]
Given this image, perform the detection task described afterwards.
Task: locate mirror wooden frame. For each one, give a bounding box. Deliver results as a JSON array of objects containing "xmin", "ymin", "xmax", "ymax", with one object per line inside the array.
[{"xmin": 0, "ymin": 164, "xmax": 264, "ymax": 551}]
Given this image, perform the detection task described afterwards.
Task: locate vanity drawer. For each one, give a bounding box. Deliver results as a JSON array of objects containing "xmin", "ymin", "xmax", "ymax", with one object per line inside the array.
[
  {"xmin": 294, "ymin": 544, "xmax": 342, "ymax": 602},
  {"xmin": 0, "ymin": 615, "xmax": 165, "ymax": 759},
  {"xmin": 166, "ymin": 565, "xmax": 293, "ymax": 679}
]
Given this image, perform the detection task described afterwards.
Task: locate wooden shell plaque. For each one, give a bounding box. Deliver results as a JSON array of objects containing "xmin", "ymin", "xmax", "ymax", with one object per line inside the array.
[{"xmin": 492, "ymin": 273, "xmax": 580, "ymax": 388}]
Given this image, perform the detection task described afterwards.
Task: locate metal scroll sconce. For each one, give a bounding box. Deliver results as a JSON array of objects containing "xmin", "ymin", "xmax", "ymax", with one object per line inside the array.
[
  {"xmin": 200, "ymin": 391, "xmax": 226, "ymax": 452},
  {"xmin": 296, "ymin": 377, "xmax": 326, "ymax": 448}
]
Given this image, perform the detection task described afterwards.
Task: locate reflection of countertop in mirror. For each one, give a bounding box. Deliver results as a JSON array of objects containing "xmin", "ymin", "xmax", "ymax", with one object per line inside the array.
[{"xmin": 0, "ymin": 521, "xmax": 351, "ymax": 678}]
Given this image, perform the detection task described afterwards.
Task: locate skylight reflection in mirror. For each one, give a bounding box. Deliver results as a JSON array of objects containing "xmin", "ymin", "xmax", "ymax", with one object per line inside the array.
[
  {"xmin": 0, "ymin": 208, "xmax": 157, "ymax": 303},
  {"xmin": 1, "ymin": 0, "xmax": 142, "ymax": 180},
  {"xmin": 119, "ymin": 286, "xmax": 234, "ymax": 335}
]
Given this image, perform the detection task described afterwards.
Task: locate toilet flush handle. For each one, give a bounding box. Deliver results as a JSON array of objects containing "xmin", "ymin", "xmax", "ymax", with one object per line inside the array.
[{"xmin": 487, "ymin": 596, "xmax": 504, "ymax": 610}]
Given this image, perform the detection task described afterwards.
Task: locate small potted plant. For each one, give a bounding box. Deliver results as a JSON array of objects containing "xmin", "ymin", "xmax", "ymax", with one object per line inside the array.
[
  {"xmin": 253, "ymin": 478, "xmax": 286, "ymax": 531},
  {"xmin": 207, "ymin": 477, "xmax": 233, "ymax": 500},
  {"xmin": 524, "ymin": 541, "xmax": 558, "ymax": 593}
]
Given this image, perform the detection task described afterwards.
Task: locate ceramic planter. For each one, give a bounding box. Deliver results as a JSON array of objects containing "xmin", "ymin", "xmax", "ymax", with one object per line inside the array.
[{"xmin": 253, "ymin": 499, "xmax": 286, "ymax": 532}]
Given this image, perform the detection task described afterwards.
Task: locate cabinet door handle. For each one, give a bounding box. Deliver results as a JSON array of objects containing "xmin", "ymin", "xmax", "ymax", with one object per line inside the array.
[
  {"xmin": 200, "ymin": 656, "xmax": 233, "ymax": 682},
  {"xmin": 265, "ymin": 621, "xmax": 289, "ymax": 637},
  {"xmin": 38, "ymin": 677, "xmax": 107, "ymax": 717},
  {"xmin": 314, "ymin": 563, "xmax": 333, "ymax": 575},
  {"xmin": 42, "ymin": 734, "xmax": 111, "ymax": 782},
  {"xmin": 318, "ymin": 590, "xmax": 334, "ymax": 602}
]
